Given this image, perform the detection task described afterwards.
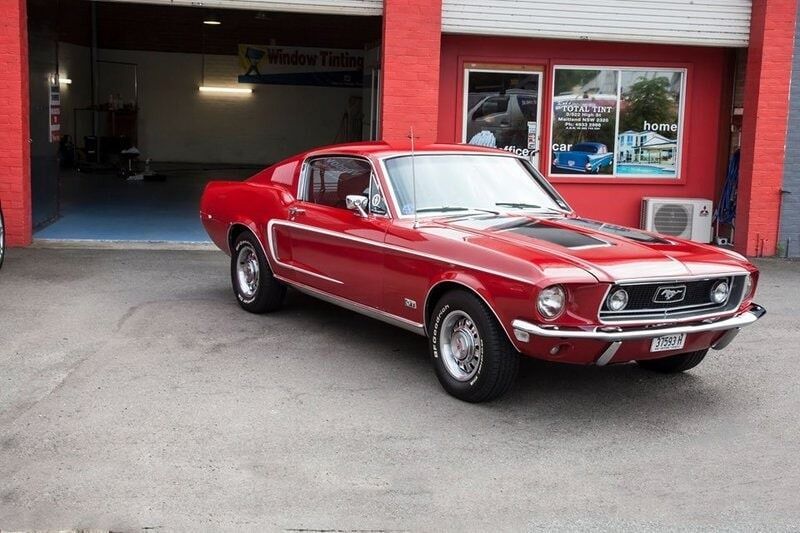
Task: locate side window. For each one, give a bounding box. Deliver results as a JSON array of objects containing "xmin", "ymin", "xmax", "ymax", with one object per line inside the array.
[{"xmin": 305, "ymin": 157, "xmax": 372, "ymax": 210}]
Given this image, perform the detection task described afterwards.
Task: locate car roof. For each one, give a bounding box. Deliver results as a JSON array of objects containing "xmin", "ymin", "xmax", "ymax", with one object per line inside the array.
[{"xmin": 302, "ymin": 141, "xmax": 515, "ymax": 159}]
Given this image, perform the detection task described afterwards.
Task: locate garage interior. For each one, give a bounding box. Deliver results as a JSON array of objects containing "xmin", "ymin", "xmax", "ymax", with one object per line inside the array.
[{"xmin": 27, "ymin": 0, "xmax": 382, "ymax": 242}]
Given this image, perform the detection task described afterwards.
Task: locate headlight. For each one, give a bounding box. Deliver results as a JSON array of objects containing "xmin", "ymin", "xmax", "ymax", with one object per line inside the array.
[
  {"xmin": 537, "ymin": 285, "xmax": 566, "ymax": 319},
  {"xmin": 711, "ymin": 280, "xmax": 730, "ymax": 304},
  {"xmin": 606, "ymin": 289, "xmax": 629, "ymax": 311}
]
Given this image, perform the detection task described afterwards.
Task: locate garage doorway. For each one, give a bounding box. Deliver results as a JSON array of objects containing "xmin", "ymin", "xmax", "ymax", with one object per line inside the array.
[{"xmin": 27, "ymin": 0, "xmax": 382, "ymax": 243}]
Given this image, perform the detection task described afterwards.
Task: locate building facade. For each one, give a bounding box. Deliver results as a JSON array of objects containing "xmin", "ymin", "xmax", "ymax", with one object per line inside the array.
[{"xmin": 0, "ymin": 0, "xmax": 797, "ymax": 257}]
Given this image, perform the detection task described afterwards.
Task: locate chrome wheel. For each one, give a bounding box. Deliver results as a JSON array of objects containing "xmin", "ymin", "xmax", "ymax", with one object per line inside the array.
[
  {"xmin": 439, "ymin": 310, "xmax": 483, "ymax": 382},
  {"xmin": 235, "ymin": 244, "xmax": 260, "ymax": 300}
]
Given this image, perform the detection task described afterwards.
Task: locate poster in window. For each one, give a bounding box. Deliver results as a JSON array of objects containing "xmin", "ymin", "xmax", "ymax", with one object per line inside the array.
[
  {"xmin": 463, "ymin": 70, "xmax": 542, "ymax": 163},
  {"xmin": 550, "ymin": 66, "xmax": 685, "ymax": 178},
  {"xmin": 551, "ymin": 68, "xmax": 617, "ymax": 175}
]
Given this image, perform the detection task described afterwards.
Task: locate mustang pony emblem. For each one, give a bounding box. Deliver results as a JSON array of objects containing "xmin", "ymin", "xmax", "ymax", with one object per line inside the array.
[{"xmin": 653, "ymin": 285, "xmax": 687, "ymax": 303}]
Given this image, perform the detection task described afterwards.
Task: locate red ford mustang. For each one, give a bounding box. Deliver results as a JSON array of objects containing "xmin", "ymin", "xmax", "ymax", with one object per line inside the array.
[{"xmin": 200, "ymin": 142, "xmax": 765, "ymax": 402}]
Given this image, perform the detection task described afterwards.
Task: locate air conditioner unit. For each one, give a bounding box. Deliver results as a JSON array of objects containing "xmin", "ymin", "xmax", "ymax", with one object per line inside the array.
[{"xmin": 641, "ymin": 197, "xmax": 713, "ymax": 243}]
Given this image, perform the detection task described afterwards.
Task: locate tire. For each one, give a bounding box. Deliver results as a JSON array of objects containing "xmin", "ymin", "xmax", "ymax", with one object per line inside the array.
[
  {"xmin": 429, "ymin": 290, "xmax": 519, "ymax": 402},
  {"xmin": 636, "ymin": 348, "xmax": 708, "ymax": 374},
  {"xmin": 230, "ymin": 231, "xmax": 286, "ymax": 313}
]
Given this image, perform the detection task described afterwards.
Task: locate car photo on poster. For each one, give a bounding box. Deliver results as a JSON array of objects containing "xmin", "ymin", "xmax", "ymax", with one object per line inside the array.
[{"xmin": 551, "ymin": 141, "xmax": 614, "ymax": 174}]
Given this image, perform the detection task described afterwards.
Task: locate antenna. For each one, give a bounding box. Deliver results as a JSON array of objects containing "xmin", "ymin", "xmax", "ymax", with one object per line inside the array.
[{"xmin": 408, "ymin": 126, "xmax": 418, "ymax": 229}]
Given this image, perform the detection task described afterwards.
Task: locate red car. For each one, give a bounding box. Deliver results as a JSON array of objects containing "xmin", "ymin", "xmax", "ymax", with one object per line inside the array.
[{"xmin": 200, "ymin": 142, "xmax": 764, "ymax": 402}]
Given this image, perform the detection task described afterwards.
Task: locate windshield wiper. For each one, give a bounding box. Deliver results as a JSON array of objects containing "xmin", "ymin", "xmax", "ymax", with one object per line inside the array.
[
  {"xmin": 416, "ymin": 206, "xmax": 500, "ymax": 215},
  {"xmin": 495, "ymin": 202, "xmax": 566, "ymax": 214}
]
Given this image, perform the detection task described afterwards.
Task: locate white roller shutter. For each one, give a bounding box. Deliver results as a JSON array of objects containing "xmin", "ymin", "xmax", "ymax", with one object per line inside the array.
[
  {"xmin": 442, "ymin": 0, "xmax": 752, "ymax": 47},
  {"xmin": 98, "ymin": 0, "xmax": 382, "ymax": 16}
]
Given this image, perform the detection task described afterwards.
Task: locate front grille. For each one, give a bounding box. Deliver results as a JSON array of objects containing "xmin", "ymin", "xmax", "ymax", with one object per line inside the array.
[{"xmin": 600, "ymin": 275, "xmax": 746, "ymax": 323}]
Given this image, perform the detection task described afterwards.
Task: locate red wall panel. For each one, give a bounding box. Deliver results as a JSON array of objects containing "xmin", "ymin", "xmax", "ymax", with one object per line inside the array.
[
  {"xmin": 438, "ymin": 35, "xmax": 733, "ymax": 232},
  {"xmin": 0, "ymin": 0, "xmax": 31, "ymax": 247}
]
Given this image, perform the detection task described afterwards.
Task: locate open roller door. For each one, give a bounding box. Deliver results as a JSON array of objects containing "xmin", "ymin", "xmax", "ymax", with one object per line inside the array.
[{"xmin": 27, "ymin": 0, "xmax": 381, "ymax": 242}]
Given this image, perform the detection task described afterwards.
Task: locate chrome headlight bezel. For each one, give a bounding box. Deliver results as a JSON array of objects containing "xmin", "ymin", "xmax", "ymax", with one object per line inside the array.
[
  {"xmin": 711, "ymin": 279, "xmax": 730, "ymax": 305},
  {"xmin": 537, "ymin": 284, "xmax": 566, "ymax": 320},
  {"xmin": 606, "ymin": 289, "xmax": 629, "ymax": 312}
]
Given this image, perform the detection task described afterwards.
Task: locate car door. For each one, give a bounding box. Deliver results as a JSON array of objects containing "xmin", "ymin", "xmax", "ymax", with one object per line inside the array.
[{"xmin": 272, "ymin": 156, "xmax": 390, "ymax": 309}]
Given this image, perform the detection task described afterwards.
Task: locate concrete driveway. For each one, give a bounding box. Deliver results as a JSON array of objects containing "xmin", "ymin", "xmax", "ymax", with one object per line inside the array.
[{"xmin": 0, "ymin": 248, "xmax": 798, "ymax": 531}]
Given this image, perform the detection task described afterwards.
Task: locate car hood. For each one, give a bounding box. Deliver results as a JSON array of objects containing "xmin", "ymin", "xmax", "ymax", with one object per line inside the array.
[{"xmin": 432, "ymin": 213, "xmax": 750, "ymax": 282}]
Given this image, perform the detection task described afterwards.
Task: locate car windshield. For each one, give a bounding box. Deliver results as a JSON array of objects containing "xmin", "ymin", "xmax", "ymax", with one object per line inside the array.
[{"xmin": 383, "ymin": 154, "xmax": 567, "ymax": 216}]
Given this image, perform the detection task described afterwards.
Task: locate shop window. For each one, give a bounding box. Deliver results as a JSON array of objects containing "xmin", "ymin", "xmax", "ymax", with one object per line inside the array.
[
  {"xmin": 550, "ymin": 66, "xmax": 686, "ymax": 179},
  {"xmin": 462, "ymin": 68, "xmax": 543, "ymax": 166}
]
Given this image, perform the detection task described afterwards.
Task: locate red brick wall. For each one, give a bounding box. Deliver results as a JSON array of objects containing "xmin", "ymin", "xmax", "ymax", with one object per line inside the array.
[
  {"xmin": 737, "ymin": 0, "xmax": 798, "ymax": 256},
  {"xmin": 0, "ymin": 0, "xmax": 31, "ymax": 247},
  {"xmin": 380, "ymin": 0, "xmax": 442, "ymax": 145}
]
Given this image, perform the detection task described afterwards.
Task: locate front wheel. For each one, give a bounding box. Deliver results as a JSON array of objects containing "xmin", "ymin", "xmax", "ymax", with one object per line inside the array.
[
  {"xmin": 429, "ymin": 290, "xmax": 519, "ymax": 402},
  {"xmin": 636, "ymin": 349, "xmax": 708, "ymax": 373},
  {"xmin": 231, "ymin": 231, "xmax": 286, "ymax": 313}
]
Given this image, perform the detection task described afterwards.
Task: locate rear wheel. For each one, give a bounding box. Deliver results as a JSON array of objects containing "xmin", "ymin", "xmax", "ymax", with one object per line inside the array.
[
  {"xmin": 231, "ymin": 231, "xmax": 286, "ymax": 313},
  {"xmin": 636, "ymin": 349, "xmax": 708, "ymax": 373},
  {"xmin": 429, "ymin": 290, "xmax": 519, "ymax": 402}
]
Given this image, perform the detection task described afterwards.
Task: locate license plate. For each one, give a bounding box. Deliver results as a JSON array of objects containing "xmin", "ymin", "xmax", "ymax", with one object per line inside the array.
[{"xmin": 650, "ymin": 333, "xmax": 686, "ymax": 352}]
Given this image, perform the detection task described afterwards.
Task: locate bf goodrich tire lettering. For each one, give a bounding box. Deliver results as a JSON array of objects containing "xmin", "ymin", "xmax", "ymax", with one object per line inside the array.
[{"xmin": 429, "ymin": 290, "xmax": 519, "ymax": 403}]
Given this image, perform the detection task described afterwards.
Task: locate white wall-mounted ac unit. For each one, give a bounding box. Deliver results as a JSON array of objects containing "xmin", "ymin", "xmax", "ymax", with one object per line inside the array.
[{"xmin": 641, "ymin": 197, "xmax": 713, "ymax": 243}]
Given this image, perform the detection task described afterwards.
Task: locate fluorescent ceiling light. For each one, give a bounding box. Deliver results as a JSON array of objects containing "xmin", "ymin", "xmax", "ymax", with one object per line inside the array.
[
  {"xmin": 203, "ymin": 15, "xmax": 221, "ymax": 25},
  {"xmin": 198, "ymin": 86, "xmax": 252, "ymax": 94},
  {"xmin": 59, "ymin": 77, "xmax": 72, "ymax": 84}
]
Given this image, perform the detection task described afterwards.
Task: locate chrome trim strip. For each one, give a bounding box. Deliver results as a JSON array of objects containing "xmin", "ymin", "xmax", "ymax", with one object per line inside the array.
[
  {"xmin": 613, "ymin": 272, "xmax": 748, "ymax": 285},
  {"xmin": 512, "ymin": 304, "xmax": 765, "ymax": 342},
  {"xmin": 277, "ymin": 274, "xmax": 426, "ymax": 336},
  {"xmin": 596, "ymin": 341, "xmax": 621, "ymax": 366},
  {"xmin": 265, "ymin": 220, "xmax": 344, "ymax": 285},
  {"xmin": 602, "ymin": 301, "xmax": 725, "ymax": 315},
  {"xmin": 569, "ymin": 242, "xmax": 612, "ymax": 250},
  {"xmin": 269, "ymin": 219, "xmax": 536, "ymax": 286}
]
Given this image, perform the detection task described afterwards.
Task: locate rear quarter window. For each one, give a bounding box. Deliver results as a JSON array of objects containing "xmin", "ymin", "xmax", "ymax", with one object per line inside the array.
[{"xmin": 271, "ymin": 161, "xmax": 299, "ymax": 188}]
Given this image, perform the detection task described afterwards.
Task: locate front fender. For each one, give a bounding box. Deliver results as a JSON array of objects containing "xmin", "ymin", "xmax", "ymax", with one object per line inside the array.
[{"xmin": 424, "ymin": 270, "xmax": 533, "ymax": 352}]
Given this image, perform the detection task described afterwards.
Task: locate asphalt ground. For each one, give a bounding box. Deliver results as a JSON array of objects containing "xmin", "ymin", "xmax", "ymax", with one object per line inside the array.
[{"xmin": 0, "ymin": 248, "xmax": 798, "ymax": 531}]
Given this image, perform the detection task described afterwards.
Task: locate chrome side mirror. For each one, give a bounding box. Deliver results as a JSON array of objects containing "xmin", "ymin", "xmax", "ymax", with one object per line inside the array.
[{"xmin": 346, "ymin": 195, "xmax": 368, "ymax": 217}]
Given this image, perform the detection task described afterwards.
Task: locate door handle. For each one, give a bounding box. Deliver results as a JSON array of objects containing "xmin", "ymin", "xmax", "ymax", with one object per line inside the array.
[{"xmin": 288, "ymin": 207, "xmax": 305, "ymax": 219}]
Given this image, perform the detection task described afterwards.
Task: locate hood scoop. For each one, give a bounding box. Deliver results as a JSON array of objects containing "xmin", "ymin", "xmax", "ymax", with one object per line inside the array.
[{"xmin": 500, "ymin": 220, "xmax": 609, "ymax": 249}]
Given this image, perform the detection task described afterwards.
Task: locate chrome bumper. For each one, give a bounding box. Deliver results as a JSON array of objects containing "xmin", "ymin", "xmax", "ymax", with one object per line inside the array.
[{"xmin": 511, "ymin": 304, "xmax": 766, "ymax": 365}]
